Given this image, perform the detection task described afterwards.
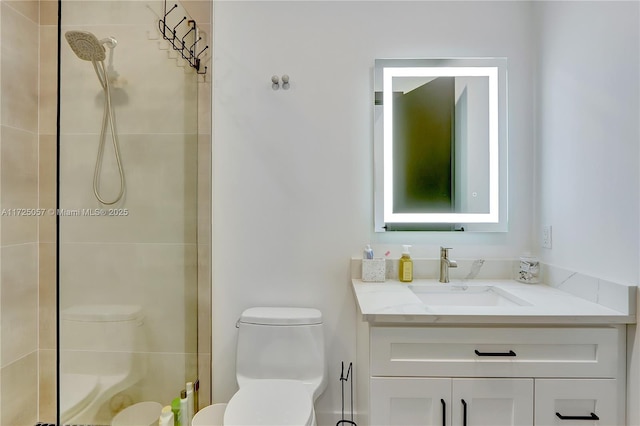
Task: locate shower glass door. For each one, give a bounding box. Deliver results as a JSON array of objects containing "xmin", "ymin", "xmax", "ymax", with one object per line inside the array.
[{"xmin": 58, "ymin": 1, "xmax": 203, "ymax": 424}]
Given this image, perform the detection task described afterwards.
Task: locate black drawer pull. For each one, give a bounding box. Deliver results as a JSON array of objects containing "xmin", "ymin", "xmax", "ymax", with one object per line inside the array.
[
  {"xmin": 441, "ymin": 399, "xmax": 446, "ymax": 426},
  {"xmin": 462, "ymin": 399, "xmax": 467, "ymax": 426},
  {"xmin": 474, "ymin": 349, "xmax": 516, "ymax": 357},
  {"xmin": 556, "ymin": 412, "xmax": 600, "ymax": 421}
]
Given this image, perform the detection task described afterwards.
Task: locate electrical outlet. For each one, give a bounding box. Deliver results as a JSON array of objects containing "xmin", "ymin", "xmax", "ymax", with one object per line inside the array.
[{"xmin": 542, "ymin": 225, "xmax": 552, "ymax": 249}]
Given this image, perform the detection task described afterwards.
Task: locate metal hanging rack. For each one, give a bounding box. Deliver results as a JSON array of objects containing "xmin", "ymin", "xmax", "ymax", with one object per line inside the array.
[
  {"xmin": 158, "ymin": 1, "xmax": 208, "ymax": 74},
  {"xmin": 336, "ymin": 361, "xmax": 357, "ymax": 426}
]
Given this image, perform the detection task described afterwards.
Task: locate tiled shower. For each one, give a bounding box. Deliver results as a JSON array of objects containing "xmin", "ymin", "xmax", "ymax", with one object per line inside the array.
[{"xmin": 0, "ymin": 1, "xmax": 211, "ymax": 424}]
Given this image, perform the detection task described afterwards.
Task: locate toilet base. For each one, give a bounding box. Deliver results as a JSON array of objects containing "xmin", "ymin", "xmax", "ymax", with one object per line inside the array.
[
  {"xmin": 193, "ymin": 402, "xmax": 317, "ymax": 426},
  {"xmin": 111, "ymin": 401, "xmax": 162, "ymax": 426},
  {"xmin": 61, "ymin": 372, "xmax": 138, "ymax": 425},
  {"xmin": 224, "ymin": 380, "xmax": 316, "ymax": 426}
]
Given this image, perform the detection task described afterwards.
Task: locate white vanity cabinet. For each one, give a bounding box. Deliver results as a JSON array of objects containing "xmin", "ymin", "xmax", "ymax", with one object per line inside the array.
[
  {"xmin": 370, "ymin": 377, "xmax": 450, "ymax": 426},
  {"xmin": 360, "ymin": 325, "xmax": 626, "ymax": 426},
  {"xmin": 453, "ymin": 378, "xmax": 533, "ymax": 426},
  {"xmin": 534, "ymin": 379, "xmax": 618, "ymax": 425},
  {"xmin": 371, "ymin": 377, "xmax": 533, "ymax": 426}
]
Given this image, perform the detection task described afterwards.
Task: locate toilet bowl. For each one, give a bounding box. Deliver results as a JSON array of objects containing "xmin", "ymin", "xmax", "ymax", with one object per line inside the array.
[
  {"xmin": 224, "ymin": 380, "xmax": 315, "ymax": 426},
  {"xmin": 222, "ymin": 307, "xmax": 327, "ymax": 426},
  {"xmin": 60, "ymin": 304, "xmax": 146, "ymax": 425},
  {"xmin": 192, "ymin": 403, "xmax": 227, "ymax": 426},
  {"xmin": 59, "ymin": 374, "xmax": 100, "ymax": 421},
  {"xmin": 111, "ymin": 401, "xmax": 162, "ymax": 426}
]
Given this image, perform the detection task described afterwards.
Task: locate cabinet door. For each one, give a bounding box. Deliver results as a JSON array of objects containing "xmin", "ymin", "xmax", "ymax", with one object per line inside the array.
[
  {"xmin": 452, "ymin": 378, "xmax": 534, "ymax": 426},
  {"xmin": 534, "ymin": 379, "xmax": 618, "ymax": 426},
  {"xmin": 370, "ymin": 377, "xmax": 451, "ymax": 426}
]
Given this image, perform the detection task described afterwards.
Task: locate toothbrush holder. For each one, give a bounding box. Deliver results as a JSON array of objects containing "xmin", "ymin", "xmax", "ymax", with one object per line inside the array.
[{"xmin": 362, "ymin": 258, "xmax": 386, "ymax": 282}]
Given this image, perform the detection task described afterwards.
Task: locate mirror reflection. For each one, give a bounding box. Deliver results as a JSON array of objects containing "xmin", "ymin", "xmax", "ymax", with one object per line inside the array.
[{"xmin": 373, "ymin": 58, "xmax": 508, "ymax": 232}]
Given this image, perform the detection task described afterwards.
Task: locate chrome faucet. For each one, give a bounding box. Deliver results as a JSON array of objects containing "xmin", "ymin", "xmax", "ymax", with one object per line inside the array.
[{"xmin": 439, "ymin": 247, "xmax": 458, "ymax": 283}]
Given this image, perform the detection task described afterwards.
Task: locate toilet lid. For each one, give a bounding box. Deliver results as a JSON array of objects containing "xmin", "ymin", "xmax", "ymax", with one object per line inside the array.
[{"xmin": 224, "ymin": 380, "xmax": 314, "ymax": 426}]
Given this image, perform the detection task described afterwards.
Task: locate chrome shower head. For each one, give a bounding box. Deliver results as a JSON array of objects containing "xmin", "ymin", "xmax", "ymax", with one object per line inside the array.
[{"xmin": 65, "ymin": 30, "xmax": 109, "ymax": 61}]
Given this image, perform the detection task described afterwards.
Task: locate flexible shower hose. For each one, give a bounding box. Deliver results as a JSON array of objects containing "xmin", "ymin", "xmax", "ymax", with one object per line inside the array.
[{"xmin": 91, "ymin": 59, "xmax": 125, "ymax": 205}]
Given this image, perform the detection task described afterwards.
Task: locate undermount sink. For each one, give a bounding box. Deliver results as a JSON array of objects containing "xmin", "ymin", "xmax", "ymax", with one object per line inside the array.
[{"xmin": 408, "ymin": 285, "xmax": 531, "ymax": 307}]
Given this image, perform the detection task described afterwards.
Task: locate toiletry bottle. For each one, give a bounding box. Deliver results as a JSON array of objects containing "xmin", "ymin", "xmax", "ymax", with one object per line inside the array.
[
  {"xmin": 171, "ymin": 397, "xmax": 181, "ymax": 426},
  {"xmin": 186, "ymin": 382, "xmax": 194, "ymax": 425},
  {"xmin": 159, "ymin": 405, "xmax": 174, "ymax": 426},
  {"xmin": 363, "ymin": 244, "xmax": 374, "ymax": 259},
  {"xmin": 180, "ymin": 390, "xmax": 189, "ymax": 426},
  {"xmin": 399, "ymin": 245, "xmax": 413, "ymax": 282},
  {"xmin": 194, "ymin": 379, "xmax": 200, "ymax": 413}
]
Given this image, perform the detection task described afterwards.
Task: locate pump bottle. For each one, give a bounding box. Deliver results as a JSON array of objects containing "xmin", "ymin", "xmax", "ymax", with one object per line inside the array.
[
  {"xmin": 399, "ymin": 245, "xmax": 413, "ymax": 282},
  {"xmin": 159, "ymin": 406, "xmax": 174, "ymax": 426}
]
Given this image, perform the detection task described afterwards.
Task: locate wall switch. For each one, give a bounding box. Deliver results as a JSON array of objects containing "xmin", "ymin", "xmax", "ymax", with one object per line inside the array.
[{"xmin": 542, "ymin": 225, "xmax": 552, "ymax": 249}]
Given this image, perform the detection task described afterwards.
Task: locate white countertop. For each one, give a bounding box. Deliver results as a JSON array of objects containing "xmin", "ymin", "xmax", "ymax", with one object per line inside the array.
[{"xmin": 352, "ymin": 279, "xmax": 636, "ymax": 325}]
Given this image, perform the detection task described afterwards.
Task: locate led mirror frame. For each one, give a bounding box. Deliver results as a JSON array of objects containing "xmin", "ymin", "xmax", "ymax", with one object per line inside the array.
[{"xmin": 382, "ymin": 66, "xmax": 500, "ymax": 224}]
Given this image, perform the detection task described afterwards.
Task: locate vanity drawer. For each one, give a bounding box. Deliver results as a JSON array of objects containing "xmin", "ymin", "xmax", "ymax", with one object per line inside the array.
[{"xmin": 370, "ymin": 326, "xmax": 621, "ymax": 378}]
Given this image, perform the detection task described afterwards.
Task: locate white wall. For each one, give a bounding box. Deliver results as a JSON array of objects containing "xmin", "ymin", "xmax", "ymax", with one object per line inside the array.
[
  {"xmin": 0, "ymin": 1, "xmax": 40, "ymax": 424},
  {"xmin": 455, "ymin": 76, "xmax": 490, "ymax": 213},
  {"xmin": 533, "ymin": 2, "xmax": 640, "ymax": 423},
  {"xmin": 535, "ymin": 1, "xmax": 639, "ymax": 285},
  {"xmin": 212, "ymin": 1, "xmax": 535, "ymax": 420}
]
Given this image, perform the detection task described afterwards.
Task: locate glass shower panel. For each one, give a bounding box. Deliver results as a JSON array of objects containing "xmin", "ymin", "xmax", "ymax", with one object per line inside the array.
[{"xmin": 58, "ymin": 1, "xmax": 199, "ymax": 424}]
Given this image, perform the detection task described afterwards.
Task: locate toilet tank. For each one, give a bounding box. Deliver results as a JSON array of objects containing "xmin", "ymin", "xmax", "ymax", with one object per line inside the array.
[
  {"xmin": 60, "ymin": 305, "xmax": 145, "ymax": 376},
  {"xmin": 236, "ymin": 307, "xmax": 327, "ymax": 400}
]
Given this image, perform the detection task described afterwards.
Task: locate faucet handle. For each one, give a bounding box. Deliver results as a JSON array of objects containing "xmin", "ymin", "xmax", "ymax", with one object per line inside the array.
[{"xmin": 440, "ymin": 246, "xmax": 453, "ymax": 256}]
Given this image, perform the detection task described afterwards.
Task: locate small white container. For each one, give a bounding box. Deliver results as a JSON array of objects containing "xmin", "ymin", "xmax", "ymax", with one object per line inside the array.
[
  {"xmin": 517, "ymin": 255, "xmax": 540, "ymax": 284},
  {"xmin": 362, "ymin": 258, "xmax": 386, "ymax": 282},
  {"xmin": 192, "ymin": 403, "xmax": 227, "ymax": 426}
]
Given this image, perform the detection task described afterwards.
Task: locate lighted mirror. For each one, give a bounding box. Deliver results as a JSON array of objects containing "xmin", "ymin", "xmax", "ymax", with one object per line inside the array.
[{"xmin": 373, "ymin": 58, "xmax": 508, "ymax": 232}]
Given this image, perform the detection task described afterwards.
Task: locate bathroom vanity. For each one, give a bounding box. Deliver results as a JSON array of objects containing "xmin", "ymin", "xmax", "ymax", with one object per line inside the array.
[{"xmin": 352, "ymin": 279, "xmax": 636, "ymax": 426}]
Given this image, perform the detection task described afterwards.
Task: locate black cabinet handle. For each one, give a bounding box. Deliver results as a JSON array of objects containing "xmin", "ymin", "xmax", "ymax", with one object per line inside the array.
[
  {"xmin": 556, "ymin": 412, "xmax": 600, "ymax": 421},
  {"xmin": 474, "ymin": 349, "xmax": 516, "ymax": 357},
  {"xmin": 462, "ymin": 399, "xmax": 467, "ymax": 426},
  {"xmin": 441, "ymin": 399, "xmax": 446, "ymax": 426}
]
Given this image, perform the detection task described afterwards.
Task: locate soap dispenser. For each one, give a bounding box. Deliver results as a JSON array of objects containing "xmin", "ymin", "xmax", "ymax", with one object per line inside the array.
[{"xmin": 399, "ymin": 245, "xmax": 413, "ymax": 282}]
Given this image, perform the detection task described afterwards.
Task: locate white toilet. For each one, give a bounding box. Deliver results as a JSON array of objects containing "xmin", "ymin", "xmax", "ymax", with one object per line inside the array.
[
  {"xmin": 60, "ymin": 304, "xmax": 146, "ymax": 425},
  {"xmin": 223, "ymin": 307, "xmax": 328, "ymax": 426}
]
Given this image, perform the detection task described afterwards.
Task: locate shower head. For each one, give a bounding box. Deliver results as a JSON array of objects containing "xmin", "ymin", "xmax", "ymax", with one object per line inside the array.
[{"xmin": 65, "ymin": 30, "xmax": 116, "ymax": 62}]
